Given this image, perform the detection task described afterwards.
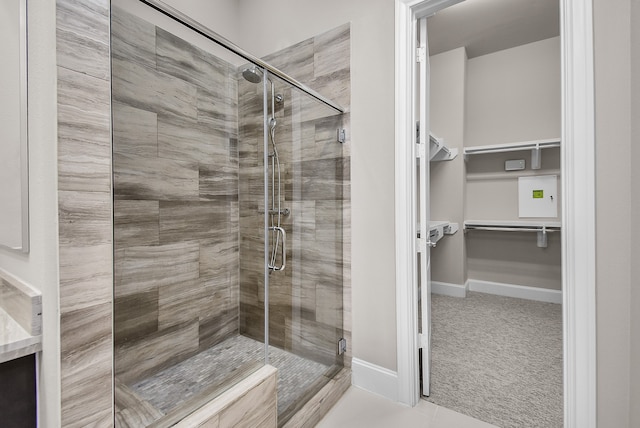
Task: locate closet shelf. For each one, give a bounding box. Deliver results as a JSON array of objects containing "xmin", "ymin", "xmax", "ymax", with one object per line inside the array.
[
  {"xmin": 464, "ymin": 220, "xmax": 561, "ymax": 231},
  {"xmin": 430, "ymin": 133, "xmax": 458, "ymax": 162},
  {"xmin": 464, "ymin": 220, "xmax": 560, "ymax": 248},
  {"xmin": 429, "ymin": 221, "xmax": 459, "ymax": 244},
  {"xmin": 417, "ymin": 221, "xmax": 459, "ymax": 247},
  {"xmin": 463, "ymin": 138, "xmax": 560, "ymax": 169}
]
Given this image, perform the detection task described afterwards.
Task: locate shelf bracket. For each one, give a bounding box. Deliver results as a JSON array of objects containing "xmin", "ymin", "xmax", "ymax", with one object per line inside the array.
[
  {"xmin": 429, "ymin": 133, "xmax": 458, "ymax": 162},
  {"xmin": 531, "ymin": 143, "xmax": 542, "ymax": 169},
  {"xmin": 537, "ymin": 226, "xmax": 548, "ymax": 248},
  {"xmin": 443, "ymin": 223, "xmax": 459, "ymax": 235}
]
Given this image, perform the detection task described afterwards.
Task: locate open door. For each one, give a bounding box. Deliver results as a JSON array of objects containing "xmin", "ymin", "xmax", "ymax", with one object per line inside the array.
[{"xmin": 416, "ymin": 16, "xmax": 432, "ymax": 397}]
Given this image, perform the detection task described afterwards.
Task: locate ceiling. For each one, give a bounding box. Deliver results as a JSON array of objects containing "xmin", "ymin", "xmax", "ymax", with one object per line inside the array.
[{"xmin": 427, "ymin": 0, "xmax": 559, "ymax": 59}]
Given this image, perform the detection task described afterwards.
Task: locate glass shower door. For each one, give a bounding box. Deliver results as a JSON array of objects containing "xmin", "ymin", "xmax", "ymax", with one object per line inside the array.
[{"xmin": 264, "ymin": 74, "xmax": 346, "ymax": 425}]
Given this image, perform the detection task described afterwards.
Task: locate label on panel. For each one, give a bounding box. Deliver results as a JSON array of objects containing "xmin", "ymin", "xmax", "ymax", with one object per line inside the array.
[{"xmin": 518, "ymin": 175, "xmax": 558, "ymax": 218}]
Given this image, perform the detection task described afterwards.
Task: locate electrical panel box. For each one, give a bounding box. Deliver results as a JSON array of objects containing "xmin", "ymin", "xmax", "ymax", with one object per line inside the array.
[
  {"xmin": 518, "ymin": 175, "xmax": 558, "ymax": 218},
  {"xmin": 505, "ymin": 159, "xmax": 525, "ymax": 171}
]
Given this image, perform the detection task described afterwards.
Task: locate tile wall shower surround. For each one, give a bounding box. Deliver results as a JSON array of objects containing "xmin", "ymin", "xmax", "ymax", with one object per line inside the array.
[
  {"xmin": 112, "ymin": 7, "xmax": 240, "ymax": 384},
  {"xmin": 238, "ymin": 23, "xmax": 351, "ymax": 369},
  {"xmin": 56, "ymin": 0, "xmax": 113, "ymax": 425}
]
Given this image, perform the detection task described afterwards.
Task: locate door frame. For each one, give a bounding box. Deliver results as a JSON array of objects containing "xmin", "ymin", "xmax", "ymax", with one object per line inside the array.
[{"xmin": 394, "ymin": 1, "xmax": 597, "ymax": 427}]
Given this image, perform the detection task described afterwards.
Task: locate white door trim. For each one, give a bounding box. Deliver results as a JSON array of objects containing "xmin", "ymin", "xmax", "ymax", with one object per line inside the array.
[
  {"xmin": 394, "ymin": 0, "xmax": 419, "ymax": 406},
  {"xmin": 559, "ymin": 0, "xmax": 597, "ymax": 426},
  {"xmin": 394, "ymin": 0, "xmax": 597, "ymax": 425}
]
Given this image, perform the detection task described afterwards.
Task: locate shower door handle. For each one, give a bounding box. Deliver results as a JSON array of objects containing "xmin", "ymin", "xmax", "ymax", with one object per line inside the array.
[{"xmin": 268, "ymin": 226, "xmax": 286, "ymax": 272}]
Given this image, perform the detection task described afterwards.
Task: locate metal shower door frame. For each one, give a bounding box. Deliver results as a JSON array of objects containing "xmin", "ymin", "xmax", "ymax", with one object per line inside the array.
[{"xmin": 262, "ymin": 70, "xmax": 271, "ymax": 365}]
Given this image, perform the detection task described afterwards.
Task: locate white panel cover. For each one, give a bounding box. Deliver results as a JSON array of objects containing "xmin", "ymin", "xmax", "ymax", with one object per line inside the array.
[{"xmin": 518, "ymin": 175, "xmax": 558, "ymax": 218}]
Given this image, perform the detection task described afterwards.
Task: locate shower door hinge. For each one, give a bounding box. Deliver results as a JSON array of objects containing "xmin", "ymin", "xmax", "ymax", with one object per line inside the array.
[
  {"xmin": 416, "ymin": 47, "xmax": 426, "ymax": 63},
  {"xmin": 418, "ymin": 333, "xmax": 428, "ymax": 349},
  {"xmin": 337, "ymin": 129, "xmax": 346, "ymax": 144},
  {"xmin": 337, "ymin": 338, "xmax": 347, "ymax": 355}
]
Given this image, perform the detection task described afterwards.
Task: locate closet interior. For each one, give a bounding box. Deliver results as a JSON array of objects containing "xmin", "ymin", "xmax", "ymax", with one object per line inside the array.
[
  {"xmin": 428, "ymin": 35, "xmax": 562, "ymax": 300},
  {"xmin": 423, "ymin": 7, "xmax": 563, "ymax": 427}
]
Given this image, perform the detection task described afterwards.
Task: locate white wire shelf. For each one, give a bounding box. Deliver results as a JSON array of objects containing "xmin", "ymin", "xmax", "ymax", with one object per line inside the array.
[
  {"xmin": 416, "ymin": 221, "xmax": 459, "ymax": 249},
  {"xmin": 464, "ymin": 220, "xmax": 561, "ymax": 231},
  {"xmin": 463, "ymin": 138, "xmax": 560, "ymax": 169}
]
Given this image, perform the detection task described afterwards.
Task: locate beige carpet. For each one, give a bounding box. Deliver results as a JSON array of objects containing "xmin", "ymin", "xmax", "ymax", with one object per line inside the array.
[{"xmin": 424, "ymin": 291, "xmax": 563, "ymax": 428}]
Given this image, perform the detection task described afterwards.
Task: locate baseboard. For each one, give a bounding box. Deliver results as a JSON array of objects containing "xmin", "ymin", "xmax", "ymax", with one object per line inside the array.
[
  {"xmin": 467, "ymin": 279, "xmax": 562, "ymax": 304},
  {"xmin": 351, "ymin": 358, "xmax": 398, "ymax": 402},
  {"xmin": 431, "ymin": 281, "xmax": 467, "ymax": 298}
]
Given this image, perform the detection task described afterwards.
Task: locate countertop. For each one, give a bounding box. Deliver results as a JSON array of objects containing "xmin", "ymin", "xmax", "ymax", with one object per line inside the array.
[
  {"xmin": 0, "ymin": 306, "xmax": 41, "ymax": 363},
  {"xmin": 0, "ymin": 268, "xmax": 42, "ymax": 364}
]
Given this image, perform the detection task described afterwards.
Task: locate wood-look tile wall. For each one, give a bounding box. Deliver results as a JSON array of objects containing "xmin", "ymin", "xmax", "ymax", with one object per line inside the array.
[
  {"xmin": 56, "ymin": 0, "xmax": 113, "ymax": 425},
  {"xmin": 111, "ymin": 7, "xmax": 241, "ymax": 384},
  {"xmin": 238, "ymin": 24, "xmax": 351, "ymax": 368},
  {"xmin": 55, "ymin": 2, "xmax": 350, "ymax": 425}
]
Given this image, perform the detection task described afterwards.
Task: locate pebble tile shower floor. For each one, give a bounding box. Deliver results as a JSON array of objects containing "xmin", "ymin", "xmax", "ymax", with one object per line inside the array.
[{"xmin": 130, "ymin": 334, "xmax": 330, "ymax": 417}]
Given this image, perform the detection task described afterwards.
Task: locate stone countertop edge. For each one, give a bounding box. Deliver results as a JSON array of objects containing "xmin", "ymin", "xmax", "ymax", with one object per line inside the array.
[
  {"xmin": 0, "ymin": 268, "xmax": 42, "ymax": 363},
  {"xmin": 0, "ymin": 307, "xmax": 42, "ymax": 363}
]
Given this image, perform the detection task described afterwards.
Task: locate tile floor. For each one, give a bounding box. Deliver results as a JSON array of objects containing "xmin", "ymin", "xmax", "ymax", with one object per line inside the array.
[{"xmin": 317, "ymin": 386, "xmax": 499, "ymax": 428}]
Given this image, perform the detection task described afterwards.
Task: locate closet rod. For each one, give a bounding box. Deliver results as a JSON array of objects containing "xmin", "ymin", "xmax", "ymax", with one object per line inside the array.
[
  {"xmin": 464, "ymin": 225, "xmax": 561, "ymax": 233},
  {"xmin": 464, "ymin": 222, "xmax": 560, "ymax": 248},
  {"xmin": 463, "ymin": 139, "xmax": 561, "ymax": 156}
]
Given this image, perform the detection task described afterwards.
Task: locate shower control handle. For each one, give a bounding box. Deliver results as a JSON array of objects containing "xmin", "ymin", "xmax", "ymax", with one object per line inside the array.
[{"xmin": 268, "ymin": 226, "xmax": 286, "ymax": 272}]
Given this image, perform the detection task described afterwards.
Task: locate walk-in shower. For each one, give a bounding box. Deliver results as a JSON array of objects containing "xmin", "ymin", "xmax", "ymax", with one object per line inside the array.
[{"xmin": 111, "ymin": 1, "xmax": 349, "ymax": 426}]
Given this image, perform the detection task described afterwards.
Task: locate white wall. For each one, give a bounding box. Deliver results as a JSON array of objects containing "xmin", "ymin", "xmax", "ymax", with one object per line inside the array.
[
  {"xmin": 162, "ymin": 0, "xmax": 240, "ymax": 45},
  {"xmin": 594, "ymin": 0, "xmax": 632, "ymax": 426},
  {"xmin": 631, "ymin": 0, "xmax": 640, "ymax": 424},
  {"xmin": 236, "ymin": 0, "xmax": 397, "ymax": 371},
  {"xmin": 0, "ymin": 0, "xmax": 60, "ymax": 425},
  {"xmin": 465, "ymin": 37, "xmax": 561, "ymax": 147}
]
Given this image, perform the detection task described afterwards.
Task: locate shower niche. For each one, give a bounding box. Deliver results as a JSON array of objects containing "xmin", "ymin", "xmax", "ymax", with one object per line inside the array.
[{"xmin": 111, "ymin": 2, "xmax": 350, "ymax": 427}]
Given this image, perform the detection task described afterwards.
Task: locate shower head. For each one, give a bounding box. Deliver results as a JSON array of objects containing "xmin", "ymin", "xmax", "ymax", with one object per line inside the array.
[{"xmin": 241, "ymin": 66, "xmax": 263, "ymax": 83}]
